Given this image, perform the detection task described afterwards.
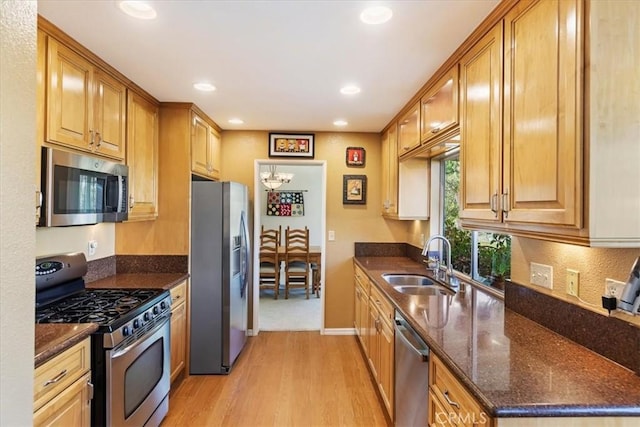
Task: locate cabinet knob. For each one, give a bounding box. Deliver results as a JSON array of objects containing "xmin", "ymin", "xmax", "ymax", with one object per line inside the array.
[
  {"xmin": 129, "ymin": 194, "xmax": 135, "ymax": 209},
  {"xmin": 89, "ymin": 129, "xmax": 94, "ymax": 146},
  {"xmin": 95, "ymin": 132, "xmax": 102, "ymax": 148}
]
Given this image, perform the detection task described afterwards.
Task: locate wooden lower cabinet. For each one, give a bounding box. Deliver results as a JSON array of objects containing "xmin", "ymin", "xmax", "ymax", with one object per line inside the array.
[
  {"xmin": 430, "ymin": 354, "xmax": 491, "ymax": 427},
  {"xmin": 34, "ymin": 338, "xmax": 92, "ymax": 427},
  {"xmin": 170, "ymin": 280, "xmax": 188, "ymax": 383},
  {"xmin": 354, "ymin": 263, "xmax": 394, "ymax": 421}
]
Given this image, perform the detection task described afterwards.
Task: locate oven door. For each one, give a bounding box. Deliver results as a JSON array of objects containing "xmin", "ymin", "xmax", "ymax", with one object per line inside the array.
[{"xmin": 106, "ymin": 314, "xmax": 170, "ymax": 427}]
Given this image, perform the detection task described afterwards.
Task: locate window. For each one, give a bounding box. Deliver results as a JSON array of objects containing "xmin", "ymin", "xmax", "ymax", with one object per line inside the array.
[{"xmin": 439, "ymin": 153, "xmax": 510, "ymax": 291}]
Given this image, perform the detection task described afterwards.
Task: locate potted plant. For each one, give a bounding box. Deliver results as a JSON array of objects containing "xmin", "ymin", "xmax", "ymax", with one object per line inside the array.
[{"xmin": 489, "ymin": 234, "xmax": 511, "ymax": 289}]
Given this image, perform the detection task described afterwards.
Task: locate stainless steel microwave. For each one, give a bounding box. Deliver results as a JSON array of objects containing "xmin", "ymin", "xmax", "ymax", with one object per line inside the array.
[{"xmin": 39, "ymin": 147, "xmax": 128, "ymax": 227}]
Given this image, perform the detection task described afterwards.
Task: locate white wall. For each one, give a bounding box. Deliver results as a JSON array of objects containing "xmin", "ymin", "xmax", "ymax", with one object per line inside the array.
[
  {"xmin": 0, "ymin": 1, "xmax": 37, "ymax": 424},
  {"xmin": 258, "ymin": 164, "xmax": 323, "ymax": 246},
  {"xmin": 36, "ymin": 223, "xmax": 116, "ymax": 260}
]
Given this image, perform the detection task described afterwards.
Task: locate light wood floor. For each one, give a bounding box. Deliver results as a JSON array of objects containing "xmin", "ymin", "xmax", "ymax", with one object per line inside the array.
[{"xmin": 162, "ymin": 332, "xmax": 391, "ymax": 427}]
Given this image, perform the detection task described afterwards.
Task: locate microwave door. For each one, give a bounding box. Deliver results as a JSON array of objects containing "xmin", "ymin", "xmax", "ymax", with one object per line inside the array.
[{"xmin": 48, "ymin": 164, "xmax": 104, "ymax": 226}]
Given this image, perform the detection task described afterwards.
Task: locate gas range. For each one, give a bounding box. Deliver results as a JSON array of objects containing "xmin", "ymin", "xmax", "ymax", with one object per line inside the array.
[{"xmin": 35, "ymin": 252, "xmax": 171, "ymax": 427}]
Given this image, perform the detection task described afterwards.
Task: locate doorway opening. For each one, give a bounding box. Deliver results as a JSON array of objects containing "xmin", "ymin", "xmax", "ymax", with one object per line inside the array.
[{"xmin": 252, "ymin": 159, "xmax": 326, "ymax": 335}]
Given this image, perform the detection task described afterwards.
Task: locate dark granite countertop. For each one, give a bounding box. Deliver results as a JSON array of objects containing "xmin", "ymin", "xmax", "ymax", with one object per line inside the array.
[
  {"xmin": 35, "ymin": 323, "xmax": 98, "ymax": 367},
  {"xmin": 354, "ymin": 256, "xmax": 640, "ymax": 418},
  {"xmin": 35, "ymin": 273, "xmax": 188, "ymax": 368},
  {"xmin": 86, "ymin": 272, "xmax": 188, "ymax": 290}
]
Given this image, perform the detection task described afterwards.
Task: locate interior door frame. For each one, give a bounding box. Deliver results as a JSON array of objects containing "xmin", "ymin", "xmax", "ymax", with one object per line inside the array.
[{"xmin": 252, "ymin": 159, "xmax": 327, "ymax": 335}]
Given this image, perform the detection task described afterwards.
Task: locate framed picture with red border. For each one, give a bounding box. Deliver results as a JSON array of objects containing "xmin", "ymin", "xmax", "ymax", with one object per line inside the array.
[{"xmin": 346, "ymin": 146, "xmax": 365, "ymax": 167}]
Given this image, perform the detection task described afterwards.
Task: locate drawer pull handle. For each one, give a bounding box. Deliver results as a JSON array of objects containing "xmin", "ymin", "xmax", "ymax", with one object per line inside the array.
[
  {"xmin": 443, "ymin": 390, "xmax": 460, "ymax": 409},
  {"xmin": 43, "ymin": 369, "xmax": 68, "ymax": 387}
]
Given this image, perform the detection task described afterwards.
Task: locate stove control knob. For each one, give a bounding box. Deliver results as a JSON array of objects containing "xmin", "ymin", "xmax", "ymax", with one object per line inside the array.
[
  {"xmin": 153, "ymin": 306, "xmax": 159, "ymax": 315},
  {"xmin": 160, "ymin": 301, "xmax": 167, "ymax": 310},
  {"xmin": 133, "ymin": 319, "xmax": 140, "ymax": 329},
  {"xmin": 144, "ymin": 312, "xmax": 151, "ymax": 321},
  {"xmin": 122, "ymin": 326, "xmax": 130, "ymax": 336}
]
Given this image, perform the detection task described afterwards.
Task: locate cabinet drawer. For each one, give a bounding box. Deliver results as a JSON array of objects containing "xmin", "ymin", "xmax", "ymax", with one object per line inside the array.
[
  {"xmin": 431, "ymin": 354, "xmax": 489, "ymax": 426},
  {"xmin": 369, "ymin": 284, "xmax": 394, "ymax": 326},
  {"xmin": 34, "ymin": 338, "xmax": 91, "ymax": 412},
  {"xmin": 170, "ymin": 281, "xmax": 187, "ymax": 308}
]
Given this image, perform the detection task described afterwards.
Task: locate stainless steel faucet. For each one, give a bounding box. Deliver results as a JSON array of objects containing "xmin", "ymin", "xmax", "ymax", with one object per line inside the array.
[{"xmin": 421, "ymin": 234, "xmax": 453, "ymax": 277}]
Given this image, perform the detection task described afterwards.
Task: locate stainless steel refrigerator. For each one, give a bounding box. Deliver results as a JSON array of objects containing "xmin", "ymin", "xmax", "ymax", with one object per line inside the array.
[{"xmin": 190, "ymin": 180, "xmax": 250, "ymax": 374}]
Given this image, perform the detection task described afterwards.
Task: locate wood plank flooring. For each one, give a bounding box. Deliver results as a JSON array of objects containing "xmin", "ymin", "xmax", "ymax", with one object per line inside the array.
[{"xmin": 162, "ymin": 332, "xmax": 391, "ymax": 427}]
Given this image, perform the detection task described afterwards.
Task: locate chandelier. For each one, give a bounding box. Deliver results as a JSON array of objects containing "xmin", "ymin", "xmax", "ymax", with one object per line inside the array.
[{"xmin": 260, "ymin": 165, "xmax": 293, "ymax": 190}]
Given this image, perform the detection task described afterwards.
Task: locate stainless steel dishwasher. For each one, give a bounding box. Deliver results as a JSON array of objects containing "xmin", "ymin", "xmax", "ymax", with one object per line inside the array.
[{"xmin": 394, "ymin": 311, "xmax": 430, "ymax": 427}]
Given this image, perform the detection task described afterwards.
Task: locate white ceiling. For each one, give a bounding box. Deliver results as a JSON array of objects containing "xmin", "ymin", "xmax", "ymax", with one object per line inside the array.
[{"xmin": 37, "ymin": 0, "xmax": 499, "ymax": 133}]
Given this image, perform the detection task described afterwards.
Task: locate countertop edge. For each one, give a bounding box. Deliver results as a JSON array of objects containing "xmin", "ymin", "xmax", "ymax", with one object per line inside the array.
[{"xmin": 35, "ymin": 323, "xmax": 98, "ymax": 367}]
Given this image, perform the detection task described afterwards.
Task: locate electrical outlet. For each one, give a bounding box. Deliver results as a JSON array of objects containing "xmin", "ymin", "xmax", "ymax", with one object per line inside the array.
[
  {"xmin": 604, "ymin": 278, "xmax": 626, "ymax": 299},
  {"xmin": 566, "ymin": 269, "xmax": 579, "ymax": 296},
  {"xmin": 530, "ymin": 262, "xmax": 553, "ymax": 289},
  {"xmin": 88, "ymin": 240, "xmax": 98, "ymax": 256}
]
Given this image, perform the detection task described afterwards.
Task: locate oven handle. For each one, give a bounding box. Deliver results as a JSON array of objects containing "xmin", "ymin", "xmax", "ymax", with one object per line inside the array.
[{"xmin": 111, "ymin": 314, "xmax": 170, "ymax": 359}]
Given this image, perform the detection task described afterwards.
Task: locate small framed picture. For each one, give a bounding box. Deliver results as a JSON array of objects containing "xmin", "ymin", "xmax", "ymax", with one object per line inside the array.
[
  {"xmin": 343, "ymin": 175, "xmax": 367, "ymax": 205},
  {"xmin": 269, "ymin": 133, "xmax": 315, "ymax": 158},
  {"xmin": 346, "ymin": 146, "xmax": 365, "ymax": 167}
]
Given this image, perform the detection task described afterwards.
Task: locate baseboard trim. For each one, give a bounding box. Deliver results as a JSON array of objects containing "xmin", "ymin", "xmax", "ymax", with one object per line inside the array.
[{"xmin": 322, "ymin": 328, "xmax": 356, "ymax": 335}]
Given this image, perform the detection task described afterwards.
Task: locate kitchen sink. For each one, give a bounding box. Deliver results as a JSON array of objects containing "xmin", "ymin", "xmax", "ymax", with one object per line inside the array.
[
  {"xmin": 381, "ymin": 274, "xmax": 454, "ymax": 295},
  {"xmin": 382, "ymin": 274, "xmax": 436, "ymax": 287}
]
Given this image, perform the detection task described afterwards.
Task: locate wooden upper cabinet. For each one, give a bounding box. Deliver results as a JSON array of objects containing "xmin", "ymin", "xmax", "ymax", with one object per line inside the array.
[
  {"xmin": 381, "ymin": 124, "xmax": 398, "ymax": 216},
  {"xmin": 126, "ymin": 90, "xmax": 159, "ymax": 221},
  {"xmin": 191, "ymin": 112, "xmax": 209, "ymax": 176},
  {"xmin": 45, "ymin": 37, "xmax": 126, "ymax": 160},
  {"xmin": 502, "ymin": 0, "xmax": 581, "ymax": 228},
  {"xmin": 420, "ymin": 65, "xmax": 459, "ymax": 145},
  {"xmin": 93, "ymin": 70, "xmax": 126, "ymax": 159},
  {"xmin": 191, "ymin": 112, "xmax": 221, "ymax": 180},
  {"xmin": 397, "ymin": 102, "xmax": 421, "ymax": 156},
  {"xmin": 459, "ymin": 22, "xmax": 504, "ymax": 223}
]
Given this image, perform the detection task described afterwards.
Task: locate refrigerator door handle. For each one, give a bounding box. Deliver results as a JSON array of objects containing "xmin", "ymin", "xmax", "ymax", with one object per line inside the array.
[{"xmin": 239, "ymin": 210, "xmax": 250, "ymax": 297}]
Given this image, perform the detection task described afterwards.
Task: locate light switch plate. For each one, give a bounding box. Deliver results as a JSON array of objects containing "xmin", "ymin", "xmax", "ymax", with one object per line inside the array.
[
  {"xmin": 530, "ymin": 262, "xmax": 553, "ymax": 289},
  {"xmin": 328, "ymin": 230, "xmax": 335, "ymax": 241}
]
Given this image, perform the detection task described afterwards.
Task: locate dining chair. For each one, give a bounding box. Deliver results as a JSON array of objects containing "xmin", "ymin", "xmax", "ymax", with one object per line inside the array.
[
  {"xmin": 310, "ymin": 262, "xmax": 321, "ymax": 298},
  {"xmin": 284, "ymin": 226, "xmax": 310, "ymax": 299},
  {"xmin": 259, "ymin": 226, "xmax": 281, "ymax": 299}
]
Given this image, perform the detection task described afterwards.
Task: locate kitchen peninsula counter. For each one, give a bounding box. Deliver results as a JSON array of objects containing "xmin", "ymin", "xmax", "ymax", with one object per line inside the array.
[{"xmin": 354, "ymin": 256, "xmax": 640, "ymax": 418}]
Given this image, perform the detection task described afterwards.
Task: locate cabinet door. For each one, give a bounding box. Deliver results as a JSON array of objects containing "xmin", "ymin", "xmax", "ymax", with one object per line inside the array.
[
  {"xmin": 191, "ymin": 113, "xmax": 210, "ymax": 177},
  {"xmin": 170, "ymin": 301, "xmax": 187, "ymax": 383},
  {"xmin": 367, "ymin": 300, "xmax": 380, "ymax": 379},
  {"xmin": 397, "ymin": 102, "xmax": 421, "ymax": 156},
  {"xmin": 378, "ymin": 319, "xmax": 394, "ymax": 420},
  {"xmin": 381, "ymin": 124, "xmax": 398, "ymax": 216},
  {"xmin": 93, "ymin": 70, "xmax": 126, "ymax": 160},
  {"xmin": 126, "ymin": 91, "xmax": 159, "ymax": 221},
  {"xmin": 503, "ymin": 0, "xmax": 582, "ymax": 227},
  {"xmin": 46, "ymin": 38, "xmax": 93, "ymax": 151},
  {"xmin": 459, "ymin": 23, "xmax": 504, "ymax": 222},
  {"xmin": 208, "ymin": 126, "xmax": 221, "ymax": 180},
  {"xmin": 34, "ymin": 373, "xmax": 91, "ymax": 427},
  {"xmin": 420, "ymin": 66, "xmax": 459, "ymax": 144}
]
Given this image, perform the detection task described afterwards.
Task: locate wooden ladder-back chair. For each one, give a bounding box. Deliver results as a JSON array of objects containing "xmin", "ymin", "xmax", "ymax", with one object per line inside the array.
[
  {"xmin": 284, "ymin": 226, "xmax": 310, "ymax": 299},
  {"xmin": 259, "ymin": 225, "xmax": 281, "ymax": 299}
]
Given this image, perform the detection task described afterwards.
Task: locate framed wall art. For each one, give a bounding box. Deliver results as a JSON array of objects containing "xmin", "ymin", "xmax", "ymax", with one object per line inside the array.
[
  {"xmin": 269, "ymin": 133, "xmax": 315, "ymax": 158},
  {"xmin": 343, "ymin": 175, "xmax": 367, "ymax": 205},
  {"xmin": 346, "ymin": 146, "xmax": 365, "ymax": 167}
]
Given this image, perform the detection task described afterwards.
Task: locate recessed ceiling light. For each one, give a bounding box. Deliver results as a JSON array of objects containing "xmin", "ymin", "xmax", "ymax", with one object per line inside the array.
[
  {"xmin": 333, "ymin": 120, "xmax": 348, "ymax": 127},
  {"xmin": 360, "ymin": 6, "xmax": 393, "ymax": 25},
  {"xmin": 117, "ymin": 1, "xmax": 157, "ymax": 20},
  {"xmin": 340, "ymin": 85, "xmax": 361, "ymax": 95},
  {"xmin": 193, "ymin": 82, "xmax": 216, "ymax": 92},
  {"xmin": 228, "ymin": 118, "xmax": 244, "ymax": 125}
]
